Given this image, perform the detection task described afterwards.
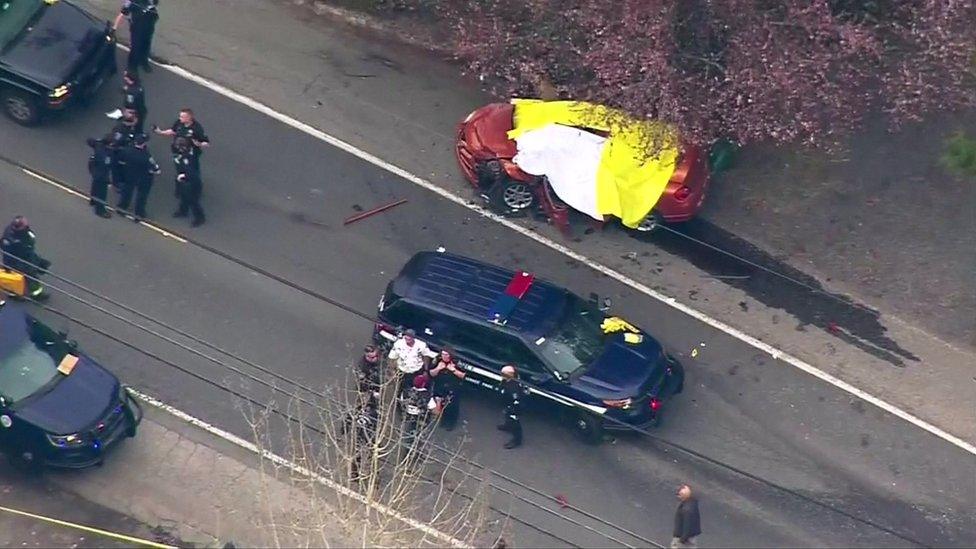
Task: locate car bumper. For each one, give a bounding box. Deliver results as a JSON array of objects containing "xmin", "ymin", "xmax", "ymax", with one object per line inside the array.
[
  {"xmin": 43, "ymin": 391, "xmax": 141, "ymax": 469},
  {"xmin": 455, "ymin": 123, "xmax": 479, "ymax": 186}
]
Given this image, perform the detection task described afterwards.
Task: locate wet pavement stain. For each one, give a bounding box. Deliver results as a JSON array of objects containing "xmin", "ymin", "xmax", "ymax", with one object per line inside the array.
[{"xmin": 624, "ymin": 219, "xmax": 919, "ymax": 367}]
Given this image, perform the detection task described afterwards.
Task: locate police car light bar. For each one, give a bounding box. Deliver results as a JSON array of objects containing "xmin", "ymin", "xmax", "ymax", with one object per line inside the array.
[{"xmin": 488, "ymin": 271, "xmax": 535, "ymax": 324}]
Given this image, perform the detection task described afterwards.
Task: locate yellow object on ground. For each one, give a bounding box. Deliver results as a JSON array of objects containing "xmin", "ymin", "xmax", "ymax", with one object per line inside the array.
[
  {"xmin": 601, "ymin": 316, "xmax": 641, "ymax": 335},
  {"xmin": 0, "ymin": 270, "xmax": 28, "ymax": 296},
  {"xmin": 508, "ymin": 99, "xmax": 680, "ymax": 228}
]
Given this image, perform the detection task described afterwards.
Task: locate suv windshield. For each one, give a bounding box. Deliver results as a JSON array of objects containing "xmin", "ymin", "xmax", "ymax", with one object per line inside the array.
[
  {"xmin": 0, "ymin": 316, "xmax": 66, "ymax": 404},
  {"xmin": 537, "ymin": 295, "xmax": 605, "ymax": 376},
  {"xmin": 0, "ymin": 0, "xmax": 43, "ymax": 50}
]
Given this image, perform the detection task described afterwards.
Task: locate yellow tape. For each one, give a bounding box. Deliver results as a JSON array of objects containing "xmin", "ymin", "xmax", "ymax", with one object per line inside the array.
[{"xmin": 0, "ymin": 505, "xmax": 176, "ymax": 549}]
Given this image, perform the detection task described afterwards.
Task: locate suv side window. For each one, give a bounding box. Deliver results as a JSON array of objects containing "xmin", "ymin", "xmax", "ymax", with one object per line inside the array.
[
  {"xmin": 383, "ymin": 300, "xmax": 431, "ymax": 329},
  {"xmin": 448, "ymin": 321, "xmax": 546, "ymax": 375}
]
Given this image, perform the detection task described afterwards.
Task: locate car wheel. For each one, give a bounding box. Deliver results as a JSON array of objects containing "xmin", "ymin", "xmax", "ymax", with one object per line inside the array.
[
  {"xmin": 1, "ymin": 89, "xmax": 41, "ymax": 126},
  {"xmin": 571, "ymin": 412, "xmax": 604, "ymax": 445},
  {"xmin": 633, "ymin": 210, "xmax": 663, "ymax": 233},
  {"xmin": 6, "ymin": 446, "xmax": 43, "ymax": 475},
  {"xmin": 489, "ymin": 178, "xmax": 536, "ymax": 217}
]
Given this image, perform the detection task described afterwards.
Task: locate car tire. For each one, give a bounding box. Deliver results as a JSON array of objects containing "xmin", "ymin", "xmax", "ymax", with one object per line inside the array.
[
  {"xmin": 571, "ymin": 412, "xmax": 604, "ymax": 445},
  {"xmin": 633, "ymin": 210, "xmax": 663, "ymax": 233},
  {"xmin": 6, "ymin": 446, "xmax": 43, "ymax": 475},
  {"xmin": 1, "ymin": 89, "xmax": 41, "ymax": 126},
  {"xmin": 477, "ymin": 160, "xmax": 536, "ymax": 216}
]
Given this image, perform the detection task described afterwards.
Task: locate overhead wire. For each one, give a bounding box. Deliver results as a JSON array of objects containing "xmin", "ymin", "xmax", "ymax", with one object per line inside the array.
[
  {"xmin": 2, "ymin": 240, "xmax": 923, "ymax": 546},
  {"xmin": 1, "ymin": 252, "xmax": 650, "ymax": 548},
  {"xmin": 0, "ymin": 161, "xmax": 925, "ymax": 545}
]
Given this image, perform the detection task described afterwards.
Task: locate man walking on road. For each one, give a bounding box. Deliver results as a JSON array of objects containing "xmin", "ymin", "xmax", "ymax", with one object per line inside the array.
[
  {"xmin": 86, "ymin": 136, "xmax": 114, "ymax": 218},
  {"xmin": 497, "ymin": 364, "xmax": 528, "ymax": 449},
  {"xmin": 114, "ymin": 0, "xmax": 160, "ymax": 73},
  {"xmin": 671, "ymin": 484, "xmax": 702, "ymax": 548},
  {"xmin": 116, "ymin": 134, "xmax": 161, "ymax": 222}
]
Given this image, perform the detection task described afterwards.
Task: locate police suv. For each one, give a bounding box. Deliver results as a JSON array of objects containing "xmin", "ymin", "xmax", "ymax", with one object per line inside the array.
[
  {"xmin": 374, "ymin": 251, "xmax": 684, "ymax": 443},
  {"xmin": 0, "ymin": 300, "xmax": 141, "ymax": 471}
]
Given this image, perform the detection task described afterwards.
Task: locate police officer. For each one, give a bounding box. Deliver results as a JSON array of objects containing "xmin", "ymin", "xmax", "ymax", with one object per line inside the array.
[
  {"xmin": 497, "ymin": 364, "xmax": 528, "ymax": 449},
  {"xmin": 86, "ymin": 136, "xmax": 114, "ymax": 218},
  {"xmin": 114, "ymin": 0, "xmax": 160, "ymax": 73},
  {"xmin": 109, "ymin": 108, "xmax": 141, "ymax": 193},
  {"xmin": 154, "ymin": 108, "xmax": 209, "ymax": 175},
  {"xmin": 1, "ymin": 216, "xmax": 50, "ymax": 300},
  {"xmin": 116, "ymin": 134, "xmax": 161, "ymax": 222},
  {"xmin": 122, "ymin": 70, "xmax": 147, "ymax": 134},
  {"xmin": 172, "ymin": 137, "xmax": 206, "ymax": 227}
]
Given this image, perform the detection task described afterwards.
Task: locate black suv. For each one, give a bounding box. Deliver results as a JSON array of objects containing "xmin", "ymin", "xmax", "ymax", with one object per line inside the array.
[
  {"xmin": 0, "ymin": 300, "xmax": 141, "ymax": 471},
  {"xmin": 0, "ymin": 0, "xmax": 117, "ymax": 125},
  {"xmin": 375, "ymin": 251, "xmax": 684, "ymax": 443}
]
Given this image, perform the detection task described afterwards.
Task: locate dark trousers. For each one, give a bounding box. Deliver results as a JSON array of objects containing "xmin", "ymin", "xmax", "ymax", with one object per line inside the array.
[
  {"xmin": 440, "ymin": 391, "xmax": 460, "ymax": 429},
  {"xmin": 500, "ymin": 409, "xmax": 523, "ymax": 445},
  {"xmin": 89, "ymin": 178, "xmax": 109, "ymax": 214},
  {"xmin": 111, "ymin": 164, "xmax": 126, "ymax": 191},
  {"xmin": 117, "ymin": 180, "xmax": 153, "ymax": 218},
  {"xmin": 127, "ymin": 17, "xmax": 157, "ymax": 71},
  {"xmin": 127, "ymin": 15, "xmax": 158, "ymax": 71},
  {"xmin": 176, "ymin": 178, "xmax": 205, "ymax": 222}
]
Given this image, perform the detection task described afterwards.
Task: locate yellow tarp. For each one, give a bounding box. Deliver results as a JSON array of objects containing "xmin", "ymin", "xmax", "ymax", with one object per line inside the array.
[{"xmin": 507, "ymin": 99, "xmax": 680, "ymax": 228}]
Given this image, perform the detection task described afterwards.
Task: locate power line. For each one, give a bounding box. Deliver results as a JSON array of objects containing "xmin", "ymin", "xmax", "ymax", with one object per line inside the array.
[
  {"xmin": 2, "ymin": 242, "xmax": 924, "ymax": 546},
  {"xmin": 2, "ymin": 255, "xmax": 650, "ymax": 548},
  {"xmin": 0, "ymin": 157, "xmax": 926, "ymax": 544}
]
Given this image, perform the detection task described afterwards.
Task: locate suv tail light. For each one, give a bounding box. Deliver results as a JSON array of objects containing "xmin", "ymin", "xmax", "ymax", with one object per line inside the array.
[
  {"xmin": 673, "ymin": 186, "xmax": 691, "ymax": 202},
  {"xmin": 650, "ymin": 397, "xmax": 662, "ymax": 411},
  {"xmin": 375, "ymin": 322, "xmax": 396, "ymax": 341}
]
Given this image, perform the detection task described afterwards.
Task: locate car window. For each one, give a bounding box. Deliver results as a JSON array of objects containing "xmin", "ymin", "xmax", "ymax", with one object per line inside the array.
[
  {"xmin": 0, "ymin": 0, "xmax": 44, "ymax": 50},
  {"xmin": 537, "ymin": 296, "xmax": 605, "ymax": 376},
  {"xmin": 448, "ymin": 321, "xmax": 545, "ymax": 374},
  {"xmin": 0, "ymin": 317, "xmax": 65, "ymax": 404},
  {"xmin": 383, "ymin": 300, "xmax": 432, "ymax": 330}
]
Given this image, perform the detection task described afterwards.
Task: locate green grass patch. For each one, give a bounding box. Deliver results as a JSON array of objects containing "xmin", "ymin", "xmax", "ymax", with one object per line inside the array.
[{"xmin": 941, "ymin": 132, "xmax": 976, "ymax": 180}]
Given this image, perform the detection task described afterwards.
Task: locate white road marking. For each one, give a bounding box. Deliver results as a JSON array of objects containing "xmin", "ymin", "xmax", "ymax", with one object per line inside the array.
[
  {"xmin": 21, "ymin": 168, "xmax": 188, "ymax": 244},
  {"xmin": 125, "ymin": 387, "xmax": 469, "ymax": 548},
  {"xmin": 142, "ymin": 57, "xmax": 976, "ymax": 456}
]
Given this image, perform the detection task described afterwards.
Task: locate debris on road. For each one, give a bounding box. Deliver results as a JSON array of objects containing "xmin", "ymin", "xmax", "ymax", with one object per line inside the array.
[{"xmin": 343, "ymin": 198, "xmax": 408, "ymax": 225}]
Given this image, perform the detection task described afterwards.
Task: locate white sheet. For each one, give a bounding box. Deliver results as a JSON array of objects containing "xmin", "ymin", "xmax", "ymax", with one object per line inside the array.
[{"xmin": 512, "ymin": 124, "xmax": 606, "ymax": 221}]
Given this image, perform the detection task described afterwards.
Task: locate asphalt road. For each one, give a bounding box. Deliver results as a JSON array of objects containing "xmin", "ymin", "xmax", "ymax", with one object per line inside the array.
[{"xmin": 1, "ymin": 54, "xmax": 973, "ymax": 547}]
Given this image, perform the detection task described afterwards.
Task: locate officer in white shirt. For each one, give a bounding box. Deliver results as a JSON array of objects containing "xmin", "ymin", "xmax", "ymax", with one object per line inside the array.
[{"xmin": 388, "ymin": 328, "xmax": 434, "ymax": 394}]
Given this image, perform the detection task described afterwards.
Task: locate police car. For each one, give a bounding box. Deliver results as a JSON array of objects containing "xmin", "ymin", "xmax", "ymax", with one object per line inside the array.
[
  {"xmin": 0, "ymin": 300, "xmax": 141, "ymax": 471},
  {"xmin": 374, "ymin": 251, "xmax": 684, "ymax": 443},
  {"xmin": 0, "ymin": 0, "xmax": 117, "ymax": 125}
]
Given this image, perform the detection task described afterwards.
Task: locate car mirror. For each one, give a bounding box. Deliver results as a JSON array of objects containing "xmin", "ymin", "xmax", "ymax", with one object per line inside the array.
[
  {"xmin": 68, "ymin": 339, "xmax": 79, "ymax": 351},
  {"xmin": 599, "ymin": 298, "xmax": 612, "ymax": 312}
]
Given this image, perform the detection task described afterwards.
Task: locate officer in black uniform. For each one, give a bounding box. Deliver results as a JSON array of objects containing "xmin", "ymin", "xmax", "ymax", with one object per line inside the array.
[
  {"xmin": 1, "ymin": 216, "xmax": 50, "ymax": 299},
  {"xmin": 114, "ymin": 0, "xmax": 160, "ymax": 73},
  {"xmin": 116, "ymin": 134, "xmax": 161, "ymax": 222},
  {"xmin": 172, "ymin": 137, "xmax": 206, "ymax": 227},
  {"xmin": 86, "ymin": 136, "xmax": 114, "ymax": 218},
  {"xmin": 122, "ymin": 70, "xmax": 147, "ymax": 134},
  {"xmin": 109, "ymin": 109, "xmax": 141, "ymax": 193},
  {"xmin": 497, "ymin": 364, "xmax": 528, "ymax": 449},
  {"xmin": 154, "ymin": 108, "xmax": 209, "ymax": 175}
]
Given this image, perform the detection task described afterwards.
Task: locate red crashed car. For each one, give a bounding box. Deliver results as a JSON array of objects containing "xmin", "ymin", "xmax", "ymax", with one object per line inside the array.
[{"xmin": 455, "ymin": 102, "xmax": 711, "ymax": 234}]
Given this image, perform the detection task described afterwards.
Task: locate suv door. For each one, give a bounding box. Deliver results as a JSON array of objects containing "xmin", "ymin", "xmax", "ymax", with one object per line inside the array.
[{"xmin": 446, "ymin": 321, "xmax": 549, "ymax": 385}]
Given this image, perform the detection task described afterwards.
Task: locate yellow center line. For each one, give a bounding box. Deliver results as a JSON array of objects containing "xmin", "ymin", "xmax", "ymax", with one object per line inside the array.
[{"xmin": 0, "ymin": 505, "xmax": 177, "ymax": 549}]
